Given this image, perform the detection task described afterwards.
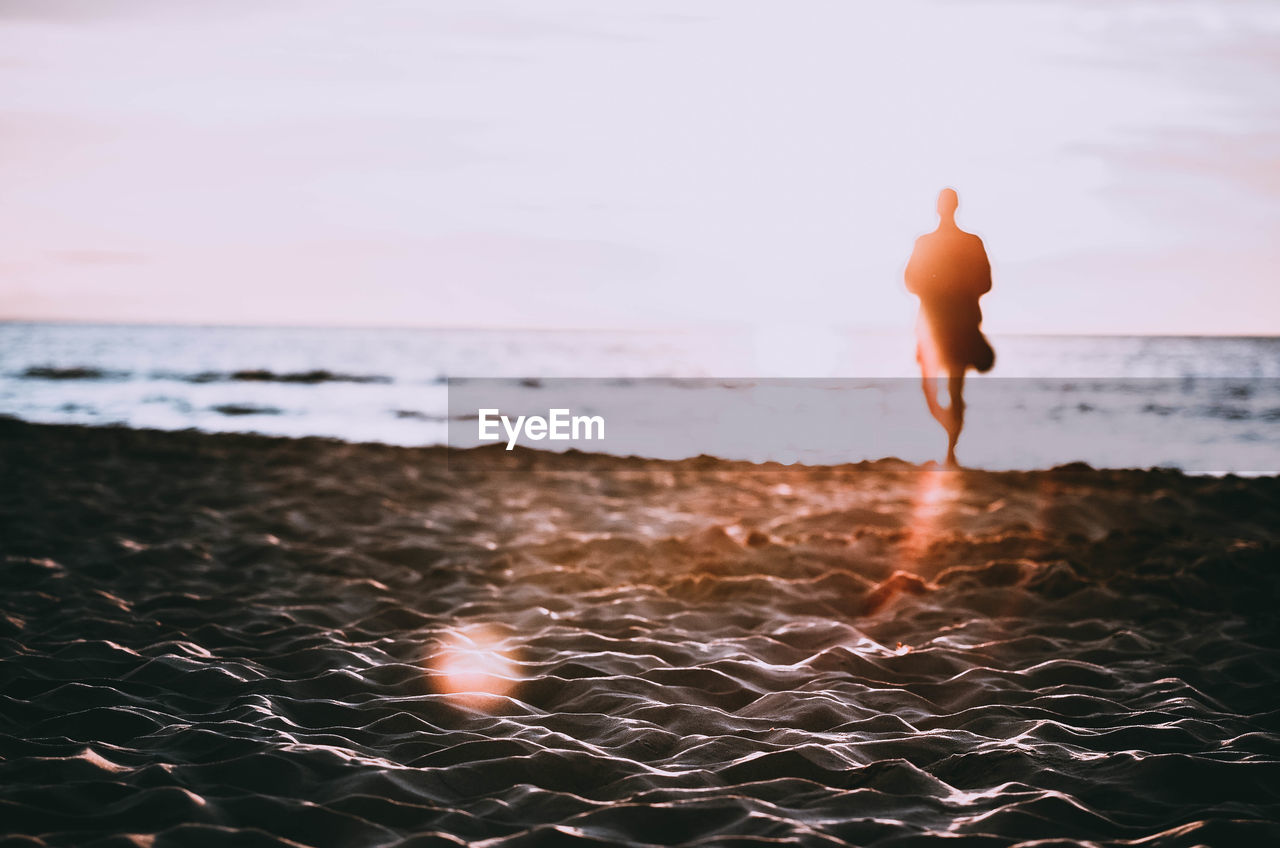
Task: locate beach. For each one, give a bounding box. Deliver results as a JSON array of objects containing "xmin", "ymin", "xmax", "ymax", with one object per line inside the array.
[
  {"xmin": 2, "ymin": 417, "xmax": 1278, "ymax": 846},
  {"xmin": 7, "ymin": 0, "xmax": 1280, "ymax": 842}
]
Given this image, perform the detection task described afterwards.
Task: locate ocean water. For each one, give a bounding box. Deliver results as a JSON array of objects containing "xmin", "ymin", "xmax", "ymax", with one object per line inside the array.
[{"xmin": 2, "ymin": 322, "xmax": 1278, "ymax": 472}]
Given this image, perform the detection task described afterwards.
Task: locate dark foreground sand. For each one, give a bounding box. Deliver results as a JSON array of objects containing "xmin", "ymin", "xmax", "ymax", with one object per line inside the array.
[{"xmin": 2, "ymin": 418, "xmax": 1279, "ymax": 847}]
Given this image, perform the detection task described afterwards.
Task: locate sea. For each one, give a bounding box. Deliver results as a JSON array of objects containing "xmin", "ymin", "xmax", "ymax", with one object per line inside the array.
[{"xmin": 2, "ymin": 322, "xmax": 1278, "ymax": 474}]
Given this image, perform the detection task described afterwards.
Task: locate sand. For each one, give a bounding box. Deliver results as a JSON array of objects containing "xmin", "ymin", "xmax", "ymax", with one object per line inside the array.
[{"xmin": 2, "ymin": 418, "xmax": 1279, "ymax": 846}]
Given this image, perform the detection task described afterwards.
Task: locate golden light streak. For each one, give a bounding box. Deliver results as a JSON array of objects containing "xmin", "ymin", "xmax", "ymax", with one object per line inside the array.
[{"xmin": 897, "ymin": 468, "xmax": 960, "ymax": 574}]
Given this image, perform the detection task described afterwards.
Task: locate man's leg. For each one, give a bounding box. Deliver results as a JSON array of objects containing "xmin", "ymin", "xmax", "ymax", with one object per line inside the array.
[
  {"xmin": 945, "ymin": 367, "xmax": 966, "ymax": 467},
  {"xmin": 917, "ymin": 335, "xmax": 950, "ymax": 433},
  {"xmin": 920, "ymin": 373, "xmax": 947, "ymax": 429}
]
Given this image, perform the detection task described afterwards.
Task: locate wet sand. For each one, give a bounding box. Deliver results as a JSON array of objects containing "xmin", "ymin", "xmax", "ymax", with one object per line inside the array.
[{"xmin": 2, "ymin": 418, "xmax": 1279, "ymax": 846}]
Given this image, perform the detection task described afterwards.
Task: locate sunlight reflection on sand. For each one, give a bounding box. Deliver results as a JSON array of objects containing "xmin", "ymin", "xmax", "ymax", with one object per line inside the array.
[{"xmin": 897, "ymin": 468, "xmax": 961, "ymax": 572}]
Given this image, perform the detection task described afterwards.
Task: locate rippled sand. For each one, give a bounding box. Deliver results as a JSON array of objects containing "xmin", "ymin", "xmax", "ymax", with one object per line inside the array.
[{"xmin": 3, "ymin": 419, "xmax": 1279, "ymax": 846}]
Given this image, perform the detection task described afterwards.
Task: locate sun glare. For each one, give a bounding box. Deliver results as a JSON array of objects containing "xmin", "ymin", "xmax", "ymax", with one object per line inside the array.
[{"xmin": 427, "ymin": 625, "xmax": 521, "ymax": 701}]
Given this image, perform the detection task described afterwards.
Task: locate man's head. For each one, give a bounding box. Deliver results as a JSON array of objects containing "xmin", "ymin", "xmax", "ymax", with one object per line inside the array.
[{"xmin": 937, "ymin": 188, "xmax": 959, "ymax": 219}]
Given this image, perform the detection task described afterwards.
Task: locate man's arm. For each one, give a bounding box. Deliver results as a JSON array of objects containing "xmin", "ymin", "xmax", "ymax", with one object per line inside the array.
[
  {"xmin": 970, "ymin": 236, "xmax": 992, "ymax": 295},
  {"xmin": 904, "ymin": 237, "xmax": 927, "ymax": 295}
]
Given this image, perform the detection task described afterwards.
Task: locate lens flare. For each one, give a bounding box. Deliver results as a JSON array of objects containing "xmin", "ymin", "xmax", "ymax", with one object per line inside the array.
[{"xmin": 427, "ymin": 625, "xmax": 520, "ymax": 700}]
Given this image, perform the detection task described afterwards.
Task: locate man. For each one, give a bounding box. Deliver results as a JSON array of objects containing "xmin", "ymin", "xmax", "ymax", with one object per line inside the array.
[{"xmin": 904, "ymin": 188, "xmax": 995, "ymax": 467}]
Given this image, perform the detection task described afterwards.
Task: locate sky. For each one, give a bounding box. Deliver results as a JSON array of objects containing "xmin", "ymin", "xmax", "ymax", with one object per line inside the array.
[{"xmin": 1, "ymin": 0, "xmax": 1278, "ymax": 334}]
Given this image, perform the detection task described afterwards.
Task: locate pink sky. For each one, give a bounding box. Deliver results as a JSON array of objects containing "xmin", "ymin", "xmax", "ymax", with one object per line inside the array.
[{"xmin": 2, "ymin": 0, "xmax": 1279, "ymax": 334}]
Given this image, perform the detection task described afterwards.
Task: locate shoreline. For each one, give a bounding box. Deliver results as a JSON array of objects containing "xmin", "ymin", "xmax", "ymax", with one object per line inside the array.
[{"xmin": 1, "ymin": 415, "xmax": 1260, "ymax": 479}]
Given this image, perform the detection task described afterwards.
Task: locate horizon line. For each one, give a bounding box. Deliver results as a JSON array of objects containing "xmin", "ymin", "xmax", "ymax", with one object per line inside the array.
[{"xmin": 2, "ymin": 317, "xmax": 1279, "ymax": 340}]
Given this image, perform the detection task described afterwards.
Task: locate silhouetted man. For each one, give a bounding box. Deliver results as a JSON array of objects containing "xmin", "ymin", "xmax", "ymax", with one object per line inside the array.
[{"xmin": 905, "ymin": 188, "xmax": 994, "ymax": 467}]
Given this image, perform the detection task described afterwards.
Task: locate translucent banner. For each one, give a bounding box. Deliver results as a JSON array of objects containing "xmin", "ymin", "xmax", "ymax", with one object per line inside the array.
[{"xmin": 447, "ymin": 378, "xmax": 1280, "ymax": 474}]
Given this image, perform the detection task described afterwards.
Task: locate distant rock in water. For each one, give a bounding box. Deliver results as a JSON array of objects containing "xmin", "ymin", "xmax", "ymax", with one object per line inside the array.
[
  {"xmin": 181, "ymin": 369, "xmax": 391, "ymax": 384},
  {"xmin": 211, "ymin": 403, "xmax": 283, "ymax": 416},
  {"xmin": 20, "ymin": 366, "xmax": 126, "ymax": 381},
  {"xmin": 394, "ymin": 409, "xmax": 445, "ymax": 421}
]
